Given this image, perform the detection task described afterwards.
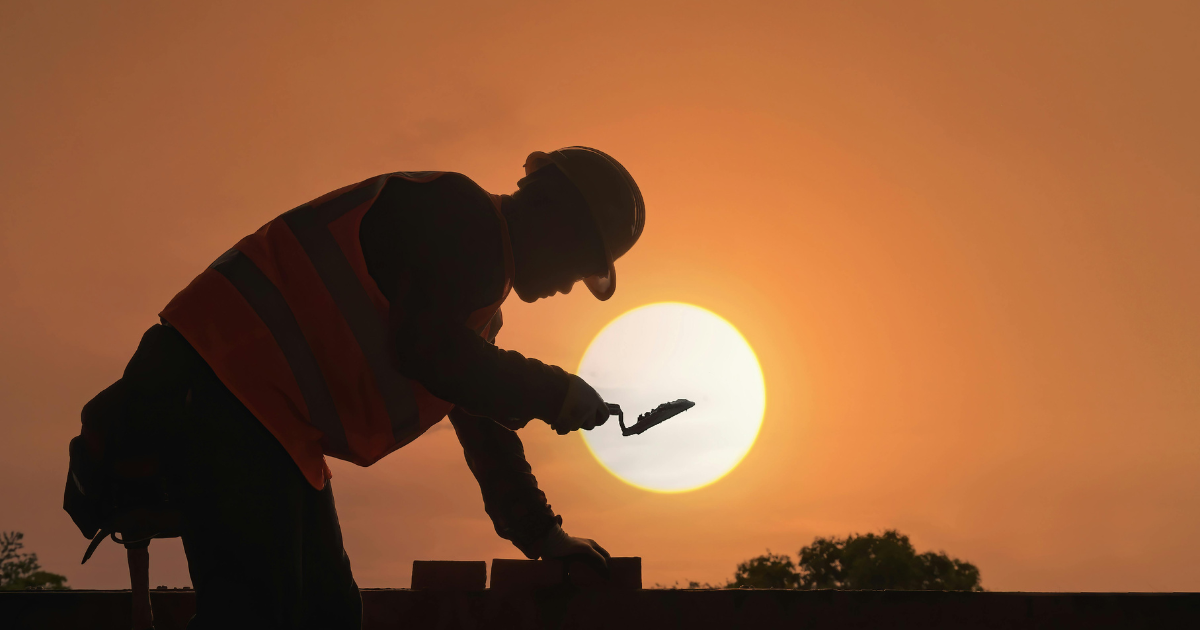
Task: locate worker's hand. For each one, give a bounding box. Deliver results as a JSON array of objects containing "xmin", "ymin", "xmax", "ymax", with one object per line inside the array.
[
  {"xmin": 538, "ymin": 524, "xmax": 611, "ymax": 577},
  {"xmin": 553, "ymin": 375, "xmax": 610, "ymax": 435}
]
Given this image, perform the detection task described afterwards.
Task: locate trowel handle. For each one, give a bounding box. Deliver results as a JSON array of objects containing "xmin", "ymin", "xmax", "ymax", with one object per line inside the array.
[
  {"xmin": 606, "ymin": 403, "xmax": 628, "ymax": 434},
  {"xmin": 127, "ymin": 542, "xmax": 153, "ymax": 630}
]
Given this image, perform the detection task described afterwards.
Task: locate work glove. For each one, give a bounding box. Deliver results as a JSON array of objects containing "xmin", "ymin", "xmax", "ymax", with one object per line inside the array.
[
  {"xmin": 552, "ymin": 375, "xmax": 610, "ymax": 435},
  {"xmin": 537, "ymin": 524, "xmax": 611, "ymax": 576}
]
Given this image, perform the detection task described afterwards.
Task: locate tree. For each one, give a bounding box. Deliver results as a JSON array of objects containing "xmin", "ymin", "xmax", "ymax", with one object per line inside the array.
[
  {"xmin": 729, "ymin": 530, "xmax": 983, "ymax": 591},
  {"xmin": 728, "ymin": 551, "xmax": 799, "ymax": 589},
  {"xmin": 1, "ymin": 531, "xmax": 69, "ymax": 590}
]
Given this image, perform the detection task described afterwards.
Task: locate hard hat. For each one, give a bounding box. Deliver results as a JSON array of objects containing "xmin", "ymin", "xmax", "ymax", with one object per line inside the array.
[{"xmin": 542, "ymin": 146, "xmax": 645, "ymax": 301}]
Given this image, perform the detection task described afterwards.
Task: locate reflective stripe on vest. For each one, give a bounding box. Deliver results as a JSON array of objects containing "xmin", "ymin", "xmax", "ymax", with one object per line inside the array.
[{"xmin": 160, "ymin": 172, "xmax": 514, "ymax": 489}]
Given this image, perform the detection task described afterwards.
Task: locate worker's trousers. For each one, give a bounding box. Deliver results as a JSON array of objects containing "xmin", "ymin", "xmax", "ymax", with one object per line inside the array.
[{"xmin": 174, "ymin": 338, "xmax": 362, "ymax": 630}]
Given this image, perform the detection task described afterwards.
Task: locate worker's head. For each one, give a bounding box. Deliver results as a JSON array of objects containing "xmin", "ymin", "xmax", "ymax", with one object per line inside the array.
[{"xmin": 505, "ymin": 147, "xmax": 644, "ymax": 303}]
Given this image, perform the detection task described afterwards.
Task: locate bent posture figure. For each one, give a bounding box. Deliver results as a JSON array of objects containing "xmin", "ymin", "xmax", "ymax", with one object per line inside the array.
[{"xmin": 114, "ymin": 147, "xmax": 644, "ymax": 628}]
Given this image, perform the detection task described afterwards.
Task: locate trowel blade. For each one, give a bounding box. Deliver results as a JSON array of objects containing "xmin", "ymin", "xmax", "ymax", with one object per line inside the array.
[{"xmin": 622, "ymin": 399, "xmax": 695, "ymax": 436}]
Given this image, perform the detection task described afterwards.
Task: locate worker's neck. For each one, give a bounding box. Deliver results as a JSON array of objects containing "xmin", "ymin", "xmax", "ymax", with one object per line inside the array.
[
  {"xmin": 500, "ymin": 194, "xmax": 526, "ymax": 253},
  {"xmin": 500, "ymin": 195, "xmax": 533, "ymax": 288}
]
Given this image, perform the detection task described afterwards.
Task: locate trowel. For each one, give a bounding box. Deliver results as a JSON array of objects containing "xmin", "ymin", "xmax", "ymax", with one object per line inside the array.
[{"xmin": 606, "ymin": 400, "xmax": 695, "ymax": 436}]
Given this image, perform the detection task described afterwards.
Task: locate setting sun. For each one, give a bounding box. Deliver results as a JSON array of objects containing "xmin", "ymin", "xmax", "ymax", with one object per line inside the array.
[{"xmin": 578, "ymin": 303, "xmax": 767, "ymax": 493}]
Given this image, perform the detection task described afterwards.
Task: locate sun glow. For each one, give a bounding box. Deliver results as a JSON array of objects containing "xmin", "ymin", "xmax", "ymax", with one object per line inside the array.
[{"xmin": 579, "ymin": 302, "xmax": 766, "ymax": 493}]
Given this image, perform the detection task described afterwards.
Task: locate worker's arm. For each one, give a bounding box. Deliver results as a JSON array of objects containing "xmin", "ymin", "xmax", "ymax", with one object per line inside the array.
[
  {"xmin": 446, "ymin": 316, "xmax": 610, "ymax": 567},
  {"xmin": 391, "ymin": 304, "xmax": 568, "ymax": 426},
  {"xmin": 448, "ymin": 406, "xmax": 560, "ymax": 558}
]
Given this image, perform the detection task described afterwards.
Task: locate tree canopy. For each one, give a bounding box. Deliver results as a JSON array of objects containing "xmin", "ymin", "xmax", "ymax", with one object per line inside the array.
[
  {"xmin": 1, "ymin": 531, "xmax": 69, "ymax": 590},
  {"xmin": 728, "ymin": 530, "xmax": 982, "ymax": 591},
  {"xmin": 727, "ymin": 551, "xmax": 800, "ymax": 589}
]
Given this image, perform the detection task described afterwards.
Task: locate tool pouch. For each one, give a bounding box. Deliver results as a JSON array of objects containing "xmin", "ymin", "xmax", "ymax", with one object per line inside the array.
[{"xmin": 63, "ymin": 324, "xmax": 190, "ymax": 564}]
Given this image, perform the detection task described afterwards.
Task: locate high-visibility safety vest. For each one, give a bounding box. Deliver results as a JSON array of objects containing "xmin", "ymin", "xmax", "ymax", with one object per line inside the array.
[{"xmin": 160, "ymin": 172, "xmax": 513, "ymax": 489}]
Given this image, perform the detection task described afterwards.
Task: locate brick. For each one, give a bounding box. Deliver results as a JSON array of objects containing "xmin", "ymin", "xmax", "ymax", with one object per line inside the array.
[
  {"xmin": 569, "ymin": 556, "xmax": 642, "ymax": 590},
  {"xmin": 489, "ymin": 558, "xmax": 565, "ymax": 590},
  {"xmin": 410, "ymin": 560, "xmax": 487, "ymax": 591},
  {"xmin": 489, "ymin": 557, "xmax": 642, "ymax": 591}
]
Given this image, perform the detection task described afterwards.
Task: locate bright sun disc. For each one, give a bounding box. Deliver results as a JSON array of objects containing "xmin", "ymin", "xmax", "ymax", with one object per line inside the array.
[{"xmin": 579, "ymin": 302, "xmax": 766, "ymax": 492}]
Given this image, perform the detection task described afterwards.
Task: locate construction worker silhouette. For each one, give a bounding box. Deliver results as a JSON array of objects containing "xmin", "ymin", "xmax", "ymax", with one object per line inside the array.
[{"xmin": 65, "ymin": 147, "xmax": 645, "ymax": 629}]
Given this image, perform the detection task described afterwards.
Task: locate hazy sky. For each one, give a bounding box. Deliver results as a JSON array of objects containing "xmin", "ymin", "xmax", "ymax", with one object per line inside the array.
[{"xmin": 2, "ymin": 1, "xmax": 1198, "ymax": 591}]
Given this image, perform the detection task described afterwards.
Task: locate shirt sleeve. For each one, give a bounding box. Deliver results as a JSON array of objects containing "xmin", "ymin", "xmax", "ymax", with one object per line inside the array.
[
  {"xmin": 390, "ymin": 304, "xmax": 568, "ymax": 425},
  {"xmin": 449, "ymin": 406, "xmax": 561, "ymax": 558}
]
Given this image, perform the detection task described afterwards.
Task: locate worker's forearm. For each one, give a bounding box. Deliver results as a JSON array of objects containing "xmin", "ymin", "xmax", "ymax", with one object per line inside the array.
[
  {"xmin": 449, "ymin": 407, "xmax": 560, "ymax": 558},
  {"xmin": 393, "ymin": 310, "xmax": 569, "ymax": 423}
]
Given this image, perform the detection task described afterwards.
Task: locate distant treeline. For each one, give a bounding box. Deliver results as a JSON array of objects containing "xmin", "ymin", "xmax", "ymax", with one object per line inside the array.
[
  {"xmin": 1, "ymin": 531, "xmax": 69, "ymax": 590},
  {"xmin": 675, "ymin": 530, "xmax": 982, "ymax": 591}
]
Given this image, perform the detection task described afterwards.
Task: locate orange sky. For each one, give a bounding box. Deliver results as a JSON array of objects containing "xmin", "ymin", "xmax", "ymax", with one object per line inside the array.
[{"xmin": 2, "ymin": 1, "xmax": 1198, "ymax": 591}]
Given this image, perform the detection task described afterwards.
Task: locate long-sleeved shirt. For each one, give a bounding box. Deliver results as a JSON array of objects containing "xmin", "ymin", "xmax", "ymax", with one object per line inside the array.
[{"xmin": 358, "ymin": 173, "xmax": 567, "ymax": 557}]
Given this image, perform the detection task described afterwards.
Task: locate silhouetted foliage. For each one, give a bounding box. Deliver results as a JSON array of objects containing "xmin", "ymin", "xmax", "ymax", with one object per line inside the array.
[
  {"xmin": 1, "ymin": 531, "xmax": 69, "ymax": 590},
  {"xmin": 728, "ymin": 530, "xmax": 983, "ymax": 591},
  {"xmin": 797, "ymin": 530, "xmax": 982, "ymax": 590},
  {"xmin": 728, "ymin": 551, "xmax": 799, "ymax": 589}
]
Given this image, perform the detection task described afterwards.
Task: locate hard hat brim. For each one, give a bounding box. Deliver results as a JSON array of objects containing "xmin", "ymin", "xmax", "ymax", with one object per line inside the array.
[{"xmin": 583, "ymin": 263, "xmax": 616, "ymax": 301}]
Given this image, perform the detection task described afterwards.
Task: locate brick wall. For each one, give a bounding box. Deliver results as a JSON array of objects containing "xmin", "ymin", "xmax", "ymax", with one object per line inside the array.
[{"xmin": 5, "ymin": 589, "xmax": 1199, "ymax": 629}]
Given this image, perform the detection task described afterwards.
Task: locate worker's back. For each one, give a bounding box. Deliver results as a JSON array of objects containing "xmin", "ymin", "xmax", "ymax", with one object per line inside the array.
[{"xmin": 160, "ymin": 172, "xmax": 513, "ymax": 488}]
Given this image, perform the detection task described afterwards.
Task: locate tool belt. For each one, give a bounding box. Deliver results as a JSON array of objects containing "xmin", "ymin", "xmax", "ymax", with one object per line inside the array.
[
  {"xmin": 63, "ymin": 324, "xmax": 192, "ymax": 629},
  {"xmin": 64, "ymin": 373, "xmax": 183, "ymax": 563}
]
